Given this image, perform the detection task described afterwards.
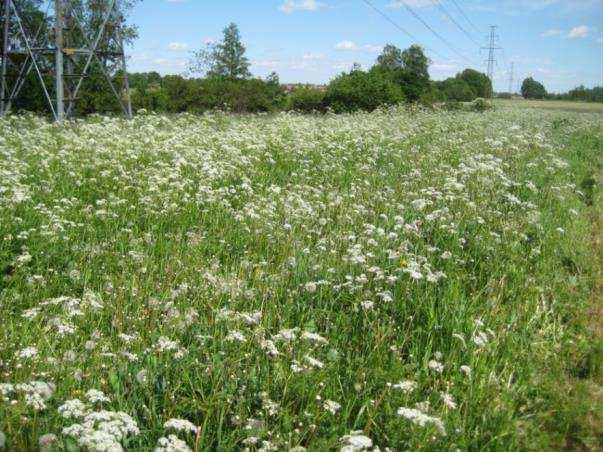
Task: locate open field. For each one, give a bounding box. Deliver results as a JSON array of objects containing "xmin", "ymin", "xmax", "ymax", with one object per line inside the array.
[
  {"xmin": 495, "ymin": 98, "xmax": 603, "ymax": 114},
  {"xmin": 0, "ymin": 107, "xmax": 602, "ymax": 450}
]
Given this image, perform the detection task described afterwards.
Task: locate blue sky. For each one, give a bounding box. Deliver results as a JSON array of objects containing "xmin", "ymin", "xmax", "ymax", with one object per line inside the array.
[{"xmin": 127, "ymin": 0, "xmax": 603, "ymax": 93}]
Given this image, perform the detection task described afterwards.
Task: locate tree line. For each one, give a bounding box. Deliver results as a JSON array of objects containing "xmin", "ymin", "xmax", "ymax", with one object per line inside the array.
[
  {"xmin": 3, "ymin": 10, "xmax": 601, "ymax": 117},
  {"xmin": 108, "ymin": 23, "xmax": 495, "ymax": 115},
  {"xmin": 495, "ymin": 77, "xmax": 603, "ymax": 102}
]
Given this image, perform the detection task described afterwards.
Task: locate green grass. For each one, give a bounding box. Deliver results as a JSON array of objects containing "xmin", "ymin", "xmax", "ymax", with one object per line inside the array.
[
  {"xmin": 0, "ymin": 106, "xmax": 601, "ymax": 451},
  {"xmin": 495, "ymin": 98, "xmax": 603, "ymax": 114}
]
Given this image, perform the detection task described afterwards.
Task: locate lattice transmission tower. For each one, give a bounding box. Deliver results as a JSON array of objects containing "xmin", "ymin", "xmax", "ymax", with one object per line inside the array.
[
  {"xmin": 508, "ymin": 61, "xmax": 514, "ymax": 94},
  {"xmin": 1, "ymin": 0, "xmax": 132, "ymax": 121},
  {"xmin": 481, "ymin": 25, "xmax": 501, "ymax": 97}
]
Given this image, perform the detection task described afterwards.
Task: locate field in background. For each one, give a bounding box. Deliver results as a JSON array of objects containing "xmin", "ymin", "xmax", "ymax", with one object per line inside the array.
[
  {"xmin": 0, "ymin": 107, "xmax": 601, "ymax": 450},
  {"xmin": 496, "ymin": 98, "xmax": 603, "ymax": 114}
]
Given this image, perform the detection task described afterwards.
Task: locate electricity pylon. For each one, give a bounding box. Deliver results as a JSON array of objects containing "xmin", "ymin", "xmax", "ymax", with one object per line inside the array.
[
  {"xmin": 481, "ymin": 25, "xmax": 500, "ymax": 97},
  {"xmin": 0, "ymin": 0, "xmax": 132, "ymax": 121},
  {"xmin": 508, "ymin": 61, "xmax": 514, "ymax": 94}
]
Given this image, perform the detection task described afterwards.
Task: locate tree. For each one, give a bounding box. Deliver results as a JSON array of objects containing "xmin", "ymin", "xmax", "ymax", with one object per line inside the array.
[
  {"xmin": 373, "ymin": 44, "xmax": 430, "ymax": 102},
  {"xmin": 287, "ymin": 86, "xmax": 325, "ymax": 113},
  {"xmin": 376, "ymin": 44, "xmax": 404, "ymax": 71},
  {"xmin": 457, "ymin": 69, "xmax": 491, "ymax": 98},
  {"xmin": 437, "ymin": 77, "xmax": 475, "ymax": 102},
  {"xmin": 190, "ymin": 23, "xmax": 250, "ymax": 79},
  {"xmin": 401, "ymin": 45, "xmax": 430, "ymax": 82},
  {"xmin": 521, "ymin": 77, "xmax": 547, "ymax": 99},
  {"xmin": 324, "ymin": 68, "xmax": 405, "ymax": 113}
]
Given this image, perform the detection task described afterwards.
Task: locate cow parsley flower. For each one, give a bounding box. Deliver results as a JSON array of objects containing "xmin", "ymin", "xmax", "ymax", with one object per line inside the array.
[
  {"xmin": 392, "ymin": 380, "xmax": 418, "ymax": 393},
  {"xmin": 86, "ymin": 389, "xmax": 111, "ymax": 404},
  {"xmin": 155, "ymin": 435, "xmax": 192, "ymax": 452},
  {"xmin": 339, "ymin": 430, "xmax": 373, "ymax": 451},
  {"xmin": 17, "ymin": 347, "xmax": 38, "ymax": 360},
  {"xmin": 428, "ymin": 360, "xmax": 444, "ymax": 373},
  {"xmin": 58, "ymin": 399, "xmax": 88, "ymax": 419},
  {"xmin": 304, "ymin": 355, "xmax": 324, "ymax": 369},
  {"xmin": 440, "ymin": 392, "xmax": 457, "ymax": 410},
  {"xmin": 323, "ymin": 400, "xmax": 341, "ymax": 415},
  {"xmin": 164, "ymin": 418, "xmax": 199, "ymax": 434},
  {"xmin": 397, "ymin": 406, "xmax": 446, "ymax": 434}
]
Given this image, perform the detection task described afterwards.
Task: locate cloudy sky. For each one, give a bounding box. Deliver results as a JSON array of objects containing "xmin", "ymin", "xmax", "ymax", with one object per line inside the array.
[{"xmin": 127, "ymin": 0, "xmax": 603, "ymax": 93}]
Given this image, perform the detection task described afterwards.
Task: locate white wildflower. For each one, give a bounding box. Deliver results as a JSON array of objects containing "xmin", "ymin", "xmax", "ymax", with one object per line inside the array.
[
  {"xmin": 58, "ymin": 399, "xmax": 89, "ymax": 419},
  {"xmin": 156, "ymin": 336, "xmax": 179, "ymax": 352},
  {"xmin": 17, "ymin": 347, "xmax": 38, "ymax": 360},
  {"xmin": 428, "ymin": 360, "xmax": 444, "ymax": 373},
  {"xmin": 38, "ymin": 433, "xmax": 58, "ymax": 451},
  {"xmin": 155, "ymin": 435, "xmax": 192, "ymax": 452},
  {"xmin": 323, "ymin": 400, "xmax": 341, "ymax": 415},
  {"xmin": 164, "ymin": 418, "xmax": 199, "ymax": 434},
  {"xmin": 440, "ymin": 392, "xmax": 457, "ymax": 410},
  {"xmin": 304, "ymin": 282, "xmax": 317, "ymax": 293},
  {"xmin": 86, "ymin": 389, "xmax": 111, "ymax": 404},
  {"xmin": 225, "ymin": 330, "xmax": 246, "ymax": 342},
  {"xmin": 392, "ymin": 380, "xmax": 418, "ymax": 393},
  {"xmin": 304, "ymin": 355, "xmax": 324, "ymax": 369},
  {"xmin": 340, "ymin": 430, "xmax": 373, "ymax": 451},
  {"xmin": 397, "ymin": 407, "xmax": 446, "ymax": 434}
]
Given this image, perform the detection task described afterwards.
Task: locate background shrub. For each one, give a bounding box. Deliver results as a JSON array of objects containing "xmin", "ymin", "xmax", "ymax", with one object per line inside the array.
[
  {"xmin": 323, "ymin": 69, "xmax": 405, "ymax": 113},
  {"xmin": 286, "ymin": 87, "xmax": 325, "ymax": 113}
]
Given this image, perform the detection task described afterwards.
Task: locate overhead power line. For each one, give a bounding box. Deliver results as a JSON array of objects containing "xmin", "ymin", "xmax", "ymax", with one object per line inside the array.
[
  {"xmin": 394, "ymin": 0, "xmax": 477, "ymax": 65},
  {"xmin": 360, "ymin": 0, "xmax": 448, "ymax": 60},
  {"xmin": 448, "ymin": 0, "xmax": 482, "ymax": 35},
  {"xmin": 432, "ymin": 0, "xmax": 481, "ymax": 47}
]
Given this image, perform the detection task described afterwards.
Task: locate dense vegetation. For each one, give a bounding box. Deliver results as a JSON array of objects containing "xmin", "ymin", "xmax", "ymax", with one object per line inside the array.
[
  {"xmin": 1, "ymin": 104, "xmax": 601, "ymax": 451},
  {"xmin": 4, "ymin": 9, "xmax": 600, "ymax": 118},
  {"xmin": 498, "ymin": 78, "xmax": 602, "ymax": 103}
]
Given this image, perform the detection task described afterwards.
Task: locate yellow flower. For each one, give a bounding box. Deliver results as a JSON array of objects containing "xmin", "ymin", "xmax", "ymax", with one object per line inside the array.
[{"xmin": 400, "ymin": 259, "xmax": 408, "ymax": 267}]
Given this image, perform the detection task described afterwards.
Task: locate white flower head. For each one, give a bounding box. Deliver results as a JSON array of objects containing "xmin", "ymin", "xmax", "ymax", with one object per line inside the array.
[
  {"xmin": 164, "ymin": 418, "xmax": 199, "ymax": 435},
  {"xmin": 155, "ymin": 434, "xmax": 192, "ymax": 452},
  {"xmin": 323, "ymin": 399, "xmax": 341, "ymax": 415},
  {"xmin": 85, "ymin": 389, "xmax": 110, "ymax": 404},
  {"xmin": 340, "ymin": 430, "xmax": 373, "ymax": 451}
]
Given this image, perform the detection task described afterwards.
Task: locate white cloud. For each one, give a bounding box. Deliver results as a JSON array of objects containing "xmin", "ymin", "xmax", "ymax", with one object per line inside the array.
[
  {"xmin": 332, "ymin": 61, "xmax": 357, "ymax": 71},
  {"xmin": 334, "ymin": 42, "xmax": 382, "ymax": 53},
  {"xmin": 568, "ymin": 25, "xmax": 589, "ymax": 38},
  {"xmin": 279, "ymin": 0, "xmax": 324, "ymax": 13},
  {"xmin": 252, "ymin": 59, "xmax": 281, "ymax": 69},
  {"xmin": 302, "ymin": 52, "xmax": 326, "ymax": 60},
  {"xmin": 334, "ymin": 40, "xmax": 358, "ymax": 51},
  {"xmin": 540, "ymin": 29, "xmax": 562, "ymax": 37},
  {"xmin": 167, "ymin": 42, "xmax": 188, "ymax": 51}
]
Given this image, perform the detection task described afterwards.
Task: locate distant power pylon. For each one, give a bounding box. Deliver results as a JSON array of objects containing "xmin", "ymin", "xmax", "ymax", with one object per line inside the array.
[
  {"xmin": 508, "ymin": 62, "xmax": 514, "ymax": 94},
  {"xmin": 481, "ymin": 25, "xmax": 501, "ymax": 96},
  {"xmin": 0, "ymin": 0, "xmax": 132, "ymax": 121}
]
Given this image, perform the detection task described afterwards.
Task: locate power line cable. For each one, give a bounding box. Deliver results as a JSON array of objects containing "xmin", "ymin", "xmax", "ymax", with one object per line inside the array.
[
  {"xmin": 448, "ymin": 0, "xmax": 482, "ymax": 35},
  {"xmin": 432, "ymin": 0, "xmax": 481, "ymax": 47},
  {"xmin": 394, "ymin": 0, "xmax": 478, "ymax": 65},
  {"xmin": 360, "ymin": 0, "xmax": 448, "ymax": 60}
]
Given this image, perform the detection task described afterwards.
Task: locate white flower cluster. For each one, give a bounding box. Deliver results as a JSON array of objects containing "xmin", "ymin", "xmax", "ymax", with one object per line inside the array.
[
  {"xmin": 0, "ymin": 381, "xmax": 55, "ymax": 411},
  {"xmin": 61, "ymin": 409, "xmax": 139, "ymax": 451}
]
